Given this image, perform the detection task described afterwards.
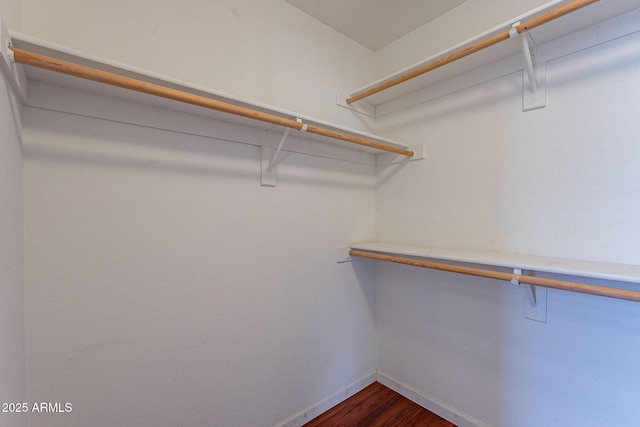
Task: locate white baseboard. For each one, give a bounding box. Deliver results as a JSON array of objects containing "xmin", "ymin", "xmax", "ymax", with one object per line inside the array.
[
  {"xmin": 274, "ymin": 369, "xmax": 377, "ymax": 427},
  {"xmin": 275, "ymin": 369, "xmax": 490, "ymax": 427},
  {"xmin": 376, "ymin": 371, "xmax": 491, "ymax": 427}
]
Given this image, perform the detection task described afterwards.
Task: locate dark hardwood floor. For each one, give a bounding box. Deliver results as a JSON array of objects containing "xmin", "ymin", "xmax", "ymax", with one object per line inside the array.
[{"xmin": 303, "ymin": 381, "xmax": 456, "ymax": 426}]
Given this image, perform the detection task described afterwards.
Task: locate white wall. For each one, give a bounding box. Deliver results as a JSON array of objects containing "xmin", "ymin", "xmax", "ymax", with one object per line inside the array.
[
  {"xmin": 0, "ymin": 44, "xmax": 26, "ymax": 427},
  {"xmin": 15, "ymin": 2, "xmax": 374, "ymax": 425},
  {"xmin": 373, "ymin": 14, "xmax": 640, "ymax": 427},
  {"xmin": 22, "ymin": 83, "xmax": 377, "ymax": 427},
  {"xmin": 0, "ymin": 0, "xmax": 20, "ymax": 30},
  {"xmin": 19, "ymin": 0, "xmax": 376, "ymax": 130}
]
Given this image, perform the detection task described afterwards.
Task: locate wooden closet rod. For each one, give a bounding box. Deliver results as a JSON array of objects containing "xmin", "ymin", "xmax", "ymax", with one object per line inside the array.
[
  {"xmin": 10, "ymin": 47, "xmax": 414, "ymax": 157},
  {"xmin": 346, "ymin": 0, "xmax": 598, "ymax": 104},
  {"xmin": 350, "ymin": 249, "xmax": 640, "ymax": 303}
]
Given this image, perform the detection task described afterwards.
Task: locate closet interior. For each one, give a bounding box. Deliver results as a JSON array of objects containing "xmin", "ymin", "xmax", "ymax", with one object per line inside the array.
[{"xmin": 2, "ymin": 0, "xmax": 640, "ymax": 426}]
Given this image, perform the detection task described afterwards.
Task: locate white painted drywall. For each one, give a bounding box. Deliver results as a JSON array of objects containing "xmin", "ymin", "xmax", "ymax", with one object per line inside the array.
[
  {"xmin": 22, "ymin": 83, "xmax": 377, "ymax": 427},
  {"xmin": 19, "ymin": 0, "xmax": 376, "ymax": 130},
  {"xmin": 0, "ymin": 49, "xmax": 26, "ymax": 427},
  {"xmin": 373, "ymin": 14, "xmax": 640, "ymax": 427},
  {"xmin": 0, "ymin": 0, "xmax": 20, "ymax": 30}
]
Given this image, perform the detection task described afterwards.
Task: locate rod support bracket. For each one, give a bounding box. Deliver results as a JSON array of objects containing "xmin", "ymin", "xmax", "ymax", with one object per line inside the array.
[{"xmin": 510, "ymin": 268, "xmax": 522, "ymax": 286}]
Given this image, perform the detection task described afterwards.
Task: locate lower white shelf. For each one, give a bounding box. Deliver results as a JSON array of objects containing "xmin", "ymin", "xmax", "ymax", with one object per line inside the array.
[
  {"xmin": 350, "ymin": 242, "xmax": 640, "ymax": 284},
  {"xmin": 349, "ymin": 242, "xmax": 640, "ymax": 303}
]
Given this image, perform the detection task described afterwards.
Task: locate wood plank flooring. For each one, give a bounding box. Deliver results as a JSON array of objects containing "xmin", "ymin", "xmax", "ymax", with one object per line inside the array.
[{"xmin": 303, "ymin": 382, "xmax": 457, "ymax": 427}]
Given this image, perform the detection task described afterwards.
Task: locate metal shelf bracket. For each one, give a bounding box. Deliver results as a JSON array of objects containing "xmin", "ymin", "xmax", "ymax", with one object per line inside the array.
[
  {"xmin": 510, "ymin": 22, "xmax": 546, "ymax": 111},
  {"xmin": 261, "ymin": 118, "xmax": 306, "ymax": 187},
  {"xmin": 511, "ymin": 267, "xmax": 537, "ymax": 308},
  {"xmin": 509, "ymin": 267, "xmax": 546, "ymax": 322},
  {"xmin": 525, "ymin": 283, "xmax": 538, "ymax": 307}
]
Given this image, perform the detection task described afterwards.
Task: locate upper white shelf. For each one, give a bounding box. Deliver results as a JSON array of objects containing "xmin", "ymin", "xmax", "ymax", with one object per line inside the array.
[
  {"xmin": 348, "ymin": 0, "xmax": 640, "ymax": 107},
  {"xmin": 6, "ymin": 32, "xmax": 410, "ymax": 158},
  {"xmin": 350, "ymin": 241, "xmax": 640, "ymax": 284}
]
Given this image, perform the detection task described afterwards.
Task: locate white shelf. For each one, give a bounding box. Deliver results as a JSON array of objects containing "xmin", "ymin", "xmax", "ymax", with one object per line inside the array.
[
  {"xmin": 348, "ymin": 0, "xmax": 640, "ymax": 107},
  {"xmin": 350, "ymin": 242, "xmax": 640, "ymax": 284},
  {"xmin": 7, "ymin": 32, "xmax": 410, "ymax": 158}
]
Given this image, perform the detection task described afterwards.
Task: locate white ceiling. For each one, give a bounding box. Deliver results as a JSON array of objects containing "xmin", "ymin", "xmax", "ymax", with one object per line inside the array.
[{"xmin": 285, "ymin": 0, "xmax": 467, "ymax": 51}]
